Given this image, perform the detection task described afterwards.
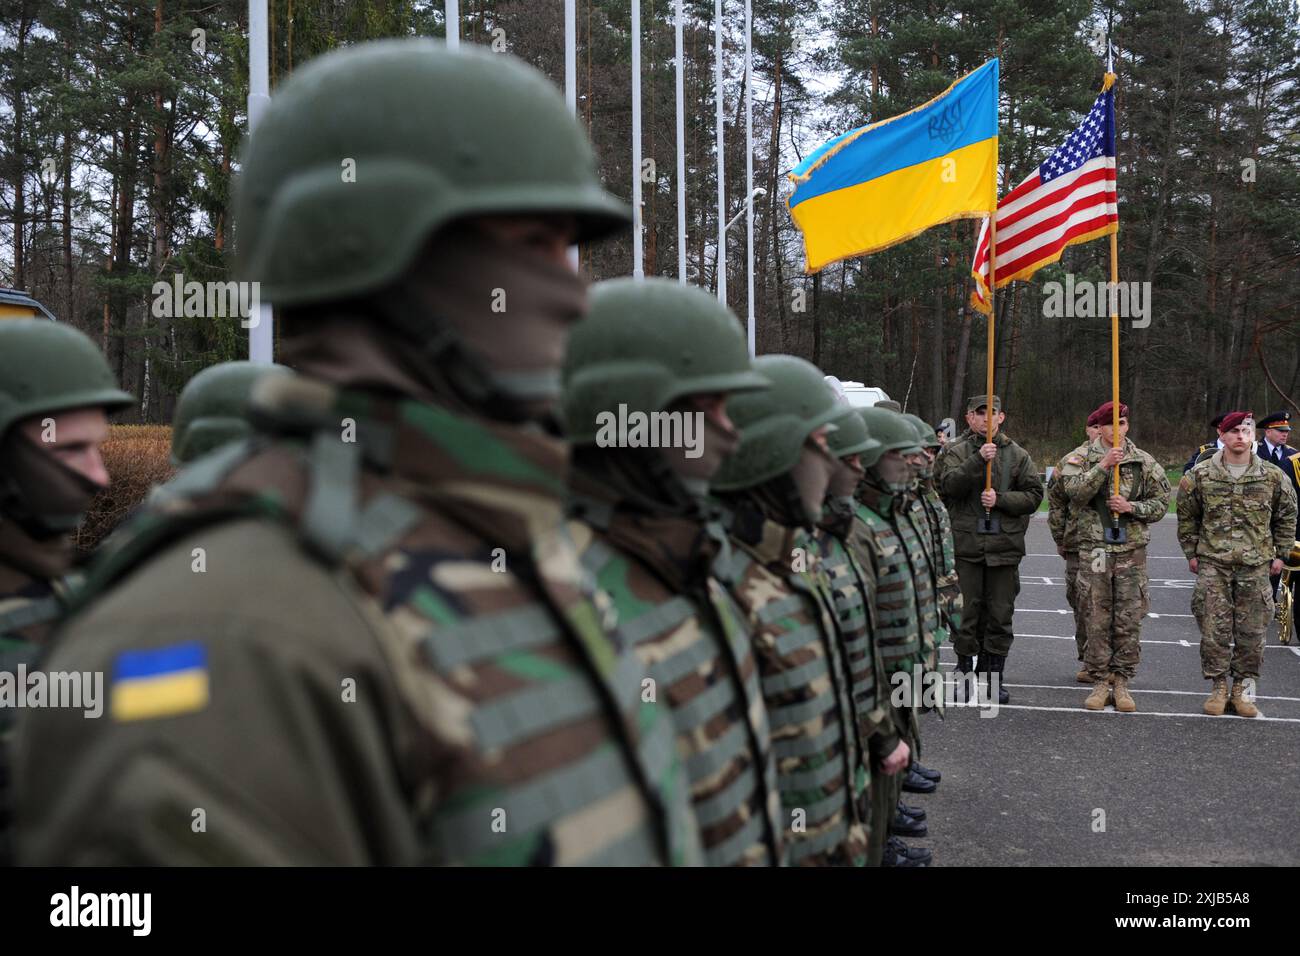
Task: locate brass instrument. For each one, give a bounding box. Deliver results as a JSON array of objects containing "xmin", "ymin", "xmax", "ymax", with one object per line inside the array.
[{"xmin": 1276, "ymin": 541, "xmax": 1300, "ymax": 644}]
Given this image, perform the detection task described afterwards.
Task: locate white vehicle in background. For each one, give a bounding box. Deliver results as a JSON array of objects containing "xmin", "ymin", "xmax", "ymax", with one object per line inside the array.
[{"xmin": 824, "ymin": 376, "xmax": 891, "ymax": 408}]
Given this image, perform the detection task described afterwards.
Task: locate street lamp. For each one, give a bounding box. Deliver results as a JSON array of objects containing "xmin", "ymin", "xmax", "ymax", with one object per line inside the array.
[{"xmin": 724, "ymin": 187, "xmax": 767, "ymax": 233}]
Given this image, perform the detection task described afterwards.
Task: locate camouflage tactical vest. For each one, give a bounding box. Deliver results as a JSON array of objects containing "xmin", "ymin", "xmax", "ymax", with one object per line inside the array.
[
  {"xmin": 567, "ymin": 499, "xmax": 782, "ymax": 867},
  {"xmin": 812, "ymin": 501, "xmax": 892, "ymax": 799},
  {"xmin": 64, "ymin": 379, "xmax": 701, "ymax": 866},
  {"xmin": 850, "ymin": 486, "xmax": 922, "ymax": 677},
  {"xmin": 918, "ymin": 482, "xmax": 962, "ymax": 635},
  {"xmin": 717, "ymin": 501, "xmax": 868, "ymax": 866}
]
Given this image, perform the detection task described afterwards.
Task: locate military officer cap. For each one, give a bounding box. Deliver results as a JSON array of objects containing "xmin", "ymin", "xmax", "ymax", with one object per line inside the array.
[
  {"xmin": 1209, "ymin": 413, "xmax": 1227, "ymax": 431},
  {"xmin": 1258, "ymin": 411, "xmax": 1291, "ymax": 432},
  {"xmin": 966, "ymin": 394, "xmax": 1001, "ymax": 413},
  {"xmin": 874, "ymin": 399, "xmax": 902, "ymax": 412}
]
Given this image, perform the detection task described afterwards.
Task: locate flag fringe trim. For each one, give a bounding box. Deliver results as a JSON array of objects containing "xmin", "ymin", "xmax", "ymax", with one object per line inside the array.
[{"xmin": 787, "ymin": 59, "xmax": 997, "ymax": 187}]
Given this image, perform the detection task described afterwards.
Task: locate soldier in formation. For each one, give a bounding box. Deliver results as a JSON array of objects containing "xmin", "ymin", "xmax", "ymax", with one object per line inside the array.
[
  {"xmin": 933, "ymin": 395, "xmax": 1043, "ymax": 704},
  {"xmin": 15, "ymin": 39, "xmax": 703, "ymax": 866},
  {"xmin": 1057, "ymin": 402, "xmax": 1170, "ymax": 713},
  {"xmin": 559, "ymin": 277, "xmax": 782, "ymax": 865},
  {"xmin": 1177, "ymin": 412, "xmax": 1297, "ymax": 717},
  {"xmin": 1255, "ymin": 411, "xmax": 1300, "ymax": 636},
  {"xmin": 0, "ymin": 320, "xmax": 133, "ymax": 864}
]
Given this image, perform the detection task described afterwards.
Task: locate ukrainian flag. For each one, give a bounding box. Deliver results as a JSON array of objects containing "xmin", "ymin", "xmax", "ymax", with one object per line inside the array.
[
  {"xmin": 788, "ymin": 59, "xmax": 999, "ymax": 273},
  {"xmin": 110, "ymin": 641, "xmax": 210, "ymax": 722}
]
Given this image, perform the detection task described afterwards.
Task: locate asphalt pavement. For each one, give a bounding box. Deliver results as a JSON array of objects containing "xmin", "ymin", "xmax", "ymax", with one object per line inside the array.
[{"xmin": 910, "ymin": 515, "xmax": 1300, "ymax": 866}]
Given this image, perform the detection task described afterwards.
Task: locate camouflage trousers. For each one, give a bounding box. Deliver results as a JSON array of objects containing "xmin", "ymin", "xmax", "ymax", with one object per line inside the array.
[
  {"xmin": 1063, "ymin": 551, "xmax": 1086, "ymax": 660},
  {"xmin": 1193, "ymin": 562, "xmax": 1272, "ymax": 680},
  {"xmin": 953, "ymin": 561, "xmax": 1020, "ymax": 657},
  {"xmin": 1076, "ymin": 547, "xmax": 1148, "ymax": 681}
]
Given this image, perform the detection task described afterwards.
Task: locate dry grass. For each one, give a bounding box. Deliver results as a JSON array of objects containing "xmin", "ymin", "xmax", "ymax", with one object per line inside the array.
[{"xmin": 73, "ymin": 424, "xmax": 175, "ymax": 556}]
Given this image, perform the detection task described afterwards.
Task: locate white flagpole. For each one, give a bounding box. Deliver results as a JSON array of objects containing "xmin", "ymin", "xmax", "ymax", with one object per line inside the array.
[
  {"xmin": 565, "ymin": 0, "xmax": 579, "ymax": 271},
  {"xmin": 744, "ymin": 0, "xmax": 754, "ymax": 354},
  {"xmin": 445, "ymin": 0, "xmax": 459, "ymax": 49},
  {"xmin": 675, "ymin": 0, "xmax": 687, "ymax": 283},
  {"xmin": 247, "ymin": 0, "xmax": 272, "ymax": 362},
  {"xmin": 632, "ymin": 0, "xmax": 644, "ymax": 278},
  {"xmin": 714, "ymin": 0, "xmax": 726, "ymax": 303}
]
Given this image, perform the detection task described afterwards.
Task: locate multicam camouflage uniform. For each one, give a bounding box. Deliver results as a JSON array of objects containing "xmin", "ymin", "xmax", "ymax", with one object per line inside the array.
[
  {"xmin": 1048, "ymin": 445, "xmax": 1088, "ymax": 661},
  {"xmin": 1059, "ymin": 437, "xmax": 1170, "ymax": 684},
  {"xmin": 1177, "ymin": 451, "xmax": 1298, "ymax": 682}
]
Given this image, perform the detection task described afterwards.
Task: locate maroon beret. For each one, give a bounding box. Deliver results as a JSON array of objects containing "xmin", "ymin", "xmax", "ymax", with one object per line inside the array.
[
  {"xmin": 1087, "ymin": 401, "xmax": 1129, "ymax": 428},
  {"xmin": 1217, "ymin": 411, "xmax": 1254, "ymax": 433}
]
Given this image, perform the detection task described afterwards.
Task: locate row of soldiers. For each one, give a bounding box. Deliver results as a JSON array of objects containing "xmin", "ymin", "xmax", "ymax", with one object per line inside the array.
[
  {"xmin": 1047, "ymin": 405, "xmax": 1297, "ymax": 715},
  {"xmin": 0, "ymin": 39, "xmax": 978, "ymax": 867}
]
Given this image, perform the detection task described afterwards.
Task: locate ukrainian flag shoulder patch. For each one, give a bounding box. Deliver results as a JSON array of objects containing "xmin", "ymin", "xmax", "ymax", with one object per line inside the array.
[{"xmin": 110, "ymin": 641, "xmax": 210, "ymax": 722}]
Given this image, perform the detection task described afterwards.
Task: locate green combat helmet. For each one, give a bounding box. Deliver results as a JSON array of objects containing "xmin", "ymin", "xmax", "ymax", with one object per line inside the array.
[
  {"xmin": 233, "ymin": 39, "xmax": 630, "ymax": 307},
  {"xmin": 170, "ymin": 361, "xmax": 293, "ymax": 465},
  {"xmin": 856, "ymin": 405, "xmax": 923, "ymax": 468},
  {"xmin": 0, "ymin": 320, "xmax": 133, "ymax": 441},
  {"xmin": 901, "ymin": 412, "xmax": 941, "ymax": 450},
  {"xmin": 713, "ymin": 354, "xmax": 840, "ymax": 491},
  {"xmin": 561, "ymin": 277, "xmax": 769, "ymax": 443},
  {"xmin": 0, "ymin": 319, "xmax": 133, "ymax": 537},
  {"xmin": 827, "ymin": 405, "xmax": 882, "ymax": 460}
]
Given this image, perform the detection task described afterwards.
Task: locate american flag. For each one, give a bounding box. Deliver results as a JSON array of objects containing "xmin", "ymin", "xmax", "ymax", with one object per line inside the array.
[{"xmin": 970, "ymin": 78, "xmax": 1118, "ymax": 314}]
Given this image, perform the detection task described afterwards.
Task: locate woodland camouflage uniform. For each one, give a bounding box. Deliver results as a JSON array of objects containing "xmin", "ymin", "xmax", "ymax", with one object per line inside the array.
[{"xmin": 13, "ymin": 41, "xmax": 700, "ymax": 866}]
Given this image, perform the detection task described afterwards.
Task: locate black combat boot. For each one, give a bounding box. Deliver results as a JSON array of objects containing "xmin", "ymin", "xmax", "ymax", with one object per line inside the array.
[
  {"xmin": 898, "ymin": 802, "xmax": 927, "ymax": 822},
  {"xmin": 910, "ymin": 760, "xmax": 941, "ymax": 783},
  {"xmin": 980, "ymin": 652, "xmax": 1010, "ymax": 705},
  {"xmin": 882, "ymin": 836, "xmax": 932, "ymax": 867},
  {"xmin": 890, "ymin": 807, "xmax": 928, "ymax": 838},
  {"xmin": 901, "ymin": 766, "xmax": 937, "ymax": 794}
]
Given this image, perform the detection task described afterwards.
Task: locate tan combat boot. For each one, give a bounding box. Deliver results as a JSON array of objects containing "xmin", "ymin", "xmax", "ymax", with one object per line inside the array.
[
  {"xmin": 1084, "ymin": 680, "xmax": 1111, "ymax": 711},
  {"xmin": 1202, "ymin": 677, "xmax": 1228, "ymax": 716},
  {"xmin": 1112, "ymin": 677, "xmax": 1136, "ymax": 713},
  {"xmin": 1075, "ymin": 667, "xmax": 1091, "ymax": 684},
  {"xmin": 1229, "ymin": 680, "xmax": 1258, "ymax": 718}
]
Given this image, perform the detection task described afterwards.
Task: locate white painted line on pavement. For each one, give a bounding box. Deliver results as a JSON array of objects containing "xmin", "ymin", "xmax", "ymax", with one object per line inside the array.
[
  {"xmin": 940, "ymin": 633, "xmax": 1299, "ymax": 650},
  {"xmin": 1018, "ymin": 607, "xmax": 1195, "ymax": 619},
  {"xmin": 984, "ymin": 703, "xmax": 1300, "ymax": 724},
  {"xmin": 1002, "ymin": 682, "xmax": 1300, "ymax": 703},
  {"xmin": 1022, "ymin": 579, "xmax": 1193, "ymax": 589}
]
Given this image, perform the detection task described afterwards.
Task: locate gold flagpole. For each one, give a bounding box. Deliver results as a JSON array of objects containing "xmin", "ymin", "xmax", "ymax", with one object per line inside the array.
[
  {"xmin": 985, "ymin": 217, "xmax": 997, "ymax": 500},
  {"xmin": 1104, "ymin": 58, "xmax": 1121, "ymax": 537}
]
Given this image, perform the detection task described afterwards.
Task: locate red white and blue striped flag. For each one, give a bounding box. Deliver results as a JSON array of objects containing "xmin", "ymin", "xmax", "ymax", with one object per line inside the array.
[{"xmin": 970, "ymin": 75, "xmax": 1118, "ymax": 314}]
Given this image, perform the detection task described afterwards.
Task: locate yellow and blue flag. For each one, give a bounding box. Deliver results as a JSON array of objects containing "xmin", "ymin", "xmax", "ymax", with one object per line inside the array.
[
  {"xmin": 110, "ymin": 641, "xmax": 210, "ymax": 722},
  {"xmin": 788, "ymin": 58, "xmax": 999, "ymax": 273}
]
